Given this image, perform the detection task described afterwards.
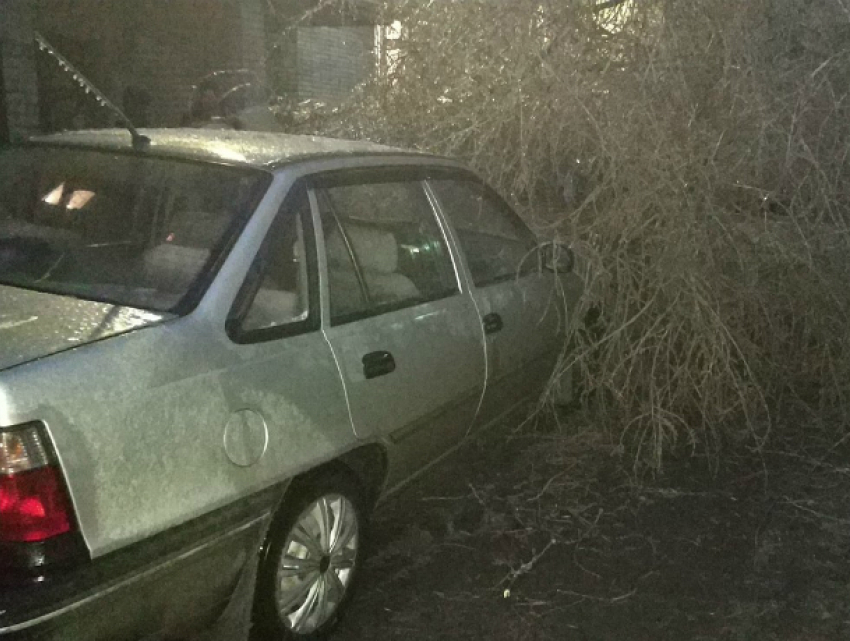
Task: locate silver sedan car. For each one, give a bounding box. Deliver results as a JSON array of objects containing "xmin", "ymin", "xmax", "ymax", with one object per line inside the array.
[{"xmin": 0, "ymin": 129, "xmax": 579, "ymax": 640}]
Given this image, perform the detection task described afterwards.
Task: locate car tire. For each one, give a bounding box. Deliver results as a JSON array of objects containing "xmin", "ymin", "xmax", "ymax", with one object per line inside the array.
[{"xmin": 251, "ymin": 470, "xmax": 367, "ymax": 640}]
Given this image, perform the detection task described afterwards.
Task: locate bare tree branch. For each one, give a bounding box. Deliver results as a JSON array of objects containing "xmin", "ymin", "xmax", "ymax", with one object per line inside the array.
[{"xmin": 592, "ymin": 0, "xmax": 630, "ymax": 13}]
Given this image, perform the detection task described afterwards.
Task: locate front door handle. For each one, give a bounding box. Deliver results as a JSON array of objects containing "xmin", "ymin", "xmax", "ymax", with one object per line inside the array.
[
  {"xmin": 482, "ymin": 312, "xmax": 503, "ymax": 335},
  {"xmin": 363, "ymin": 350, "xmax": 396, "ymax": 379}
]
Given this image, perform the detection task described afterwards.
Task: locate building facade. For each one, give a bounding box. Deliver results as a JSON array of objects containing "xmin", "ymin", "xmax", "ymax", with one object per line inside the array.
[{"xmin": 0, "ymin": 0, "xmax": 378, "ymax": 141}]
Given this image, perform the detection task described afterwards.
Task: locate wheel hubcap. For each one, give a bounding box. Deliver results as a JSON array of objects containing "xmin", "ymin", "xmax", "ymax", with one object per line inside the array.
[
  {"xmin": 319, "ymin": 555, "xmax": 331, "ymax": 573},
  {"xmin": 275, "ymin": 494, "xmax": 359, "ymax": 635}
]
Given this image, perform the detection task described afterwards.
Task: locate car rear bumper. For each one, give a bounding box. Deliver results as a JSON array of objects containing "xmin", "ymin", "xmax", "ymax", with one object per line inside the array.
[{"xmin": 0, "ymin": 491, "xmax": 277, "ymax": 641}]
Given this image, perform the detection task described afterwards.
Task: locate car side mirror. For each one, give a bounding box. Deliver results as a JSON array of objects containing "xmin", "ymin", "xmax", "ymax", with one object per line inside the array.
[{"xmin": 541, "ymin": 242, "xmax": 575, "ymax": 273}]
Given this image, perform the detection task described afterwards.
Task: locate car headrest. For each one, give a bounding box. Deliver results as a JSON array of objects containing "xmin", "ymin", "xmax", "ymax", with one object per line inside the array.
[
  {"xmin": 326, "ymin": 224, "xmax": 399, "ymax": 274},
  {"xmin": 143, "ymin": 243, "xmax": 211, "ymax": 293},
  {"xmin": 165, "ymin": 211, "xmax": 231, "ymax": 248}
]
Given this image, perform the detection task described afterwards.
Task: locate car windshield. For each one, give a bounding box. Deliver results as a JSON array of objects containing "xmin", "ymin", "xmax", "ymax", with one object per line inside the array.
[{"xmin": 0, "ymin": 146, "xmax": 269, "ymax": 313}]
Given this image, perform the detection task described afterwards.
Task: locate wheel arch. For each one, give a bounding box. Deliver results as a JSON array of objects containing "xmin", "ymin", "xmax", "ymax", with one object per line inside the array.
[
  {"xmin": 283, "ymin": 443, "xmax": 388, "ymax": 512},
  {"xmin": 252, "ymin": 445, "xmax": 385, "ymax": 638},
  {"xmin": 336, "ymin": 443, "xmax": 388, "ymax": 509}
]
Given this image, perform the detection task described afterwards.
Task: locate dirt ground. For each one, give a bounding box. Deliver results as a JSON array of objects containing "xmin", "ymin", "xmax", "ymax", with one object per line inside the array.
[{"xmin": 335, "ymin": 407, "xmax": 850, "ymax": 640}]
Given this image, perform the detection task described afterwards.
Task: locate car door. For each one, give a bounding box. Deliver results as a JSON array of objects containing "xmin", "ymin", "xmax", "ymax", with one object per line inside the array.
[
  {"xmin": 221, "ymin": 182, "xmax": 358, "ymax": 484},
  {"xmin": 427, "ymin": 176, "xmax": 563, "ymax": 426},
  {"xmin": 312, "ymin": 169, "xmax": 487, "ymax": 489}
]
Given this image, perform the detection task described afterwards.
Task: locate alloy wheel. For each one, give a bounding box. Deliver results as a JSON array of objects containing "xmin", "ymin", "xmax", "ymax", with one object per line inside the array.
[{"xmin": 274, "ymin": 494, "xmax": 359, "ymax": 635}]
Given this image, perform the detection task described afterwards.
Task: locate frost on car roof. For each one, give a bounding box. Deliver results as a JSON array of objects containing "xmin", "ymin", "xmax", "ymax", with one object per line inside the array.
[{"xmin": 27, "ymin": 128, "xmax": 431, "ymax": 168}]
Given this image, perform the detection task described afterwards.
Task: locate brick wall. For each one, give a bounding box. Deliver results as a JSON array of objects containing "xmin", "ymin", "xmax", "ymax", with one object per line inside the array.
[
  {"xmin": 0, "ymin": 51, "xmax": 7, "ymax": 142},
  {"xmin": 33, "ymin": 0, "xmax": 255, "ymax": 128},
  {"xmin": 295, "ymin": 26, "xmax": 375, "ymax": 101},
  {"xmin": 267, "ymin": 30, "xmax": 299, "ymax": 97},
  {"xmin": 1, "ymin": 0, "xmax": 377, "ymax": 134},
  {"xmin": 239, "ymin": 0, "xmax": 268, "ymax": 86},
  {"xmin": 0, "ymin": 0, "xmax": 39, "ymax": 139},
  {"xmin": 115, "ymin": 0, "xmax": 246, "ymax": 126}
]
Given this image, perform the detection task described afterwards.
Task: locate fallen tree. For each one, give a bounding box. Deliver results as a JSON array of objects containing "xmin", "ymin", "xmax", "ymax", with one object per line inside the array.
[{"xmin": 293, "ymin": 0, "xmax": 850, "ymax": 470}]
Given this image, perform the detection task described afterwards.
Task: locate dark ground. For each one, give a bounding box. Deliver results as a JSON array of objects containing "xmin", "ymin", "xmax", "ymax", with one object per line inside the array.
[{"xmin": 335, "ymin": 407, "xmax": 850, "ymax": 640}]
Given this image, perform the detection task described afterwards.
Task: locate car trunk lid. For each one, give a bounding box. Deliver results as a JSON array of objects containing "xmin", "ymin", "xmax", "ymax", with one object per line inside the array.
[{"xmin": 0, "ymin": 284, "xmax": 172, "ymax": 372}]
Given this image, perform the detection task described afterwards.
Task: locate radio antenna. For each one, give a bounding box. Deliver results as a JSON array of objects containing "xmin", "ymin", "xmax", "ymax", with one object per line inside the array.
[{"xmin": 34, "ymin": 32, "xmax": 150, "ymax": 150}]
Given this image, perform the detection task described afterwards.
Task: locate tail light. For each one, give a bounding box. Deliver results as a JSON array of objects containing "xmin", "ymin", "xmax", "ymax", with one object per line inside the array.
[{"xmin": 0, "ymin": 423, "xmax": 75, "ymax": 543}]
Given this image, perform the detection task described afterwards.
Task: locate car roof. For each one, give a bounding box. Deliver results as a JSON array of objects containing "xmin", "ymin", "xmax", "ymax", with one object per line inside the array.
[{"xmin": 26, "ymin": 128, "xmax": 441, "ymax": 170}]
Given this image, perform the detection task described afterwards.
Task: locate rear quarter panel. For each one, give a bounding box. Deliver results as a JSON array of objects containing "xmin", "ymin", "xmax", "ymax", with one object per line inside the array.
[
  {"xmin": 0, "ymin": 169, "xmax": 358, "ymax": 559},
  {"xmin": 0, "ymin": 313, "xmax": 356, "ymax": 558}
]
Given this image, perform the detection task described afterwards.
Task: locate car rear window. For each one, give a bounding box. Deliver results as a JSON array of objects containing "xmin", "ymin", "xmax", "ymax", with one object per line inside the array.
[{"xmin": 0, "ymin": 146, "xmax": 269, "ymax": 313}]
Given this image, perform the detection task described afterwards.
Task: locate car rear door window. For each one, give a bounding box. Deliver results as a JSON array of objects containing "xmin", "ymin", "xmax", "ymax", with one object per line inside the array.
[
  {"xmin": 429, "ymin": 179, "xmax": 538, "ymax": 287},
  {"xmin": 315, "ymin": 179, "xmax": 458, "ymax": 324},
  {"xmin": 228, "ymin": 185, "xmax": 318, "ymax": 341}
]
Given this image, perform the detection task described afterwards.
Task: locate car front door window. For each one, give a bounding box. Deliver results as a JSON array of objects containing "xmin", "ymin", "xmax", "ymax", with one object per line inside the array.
[
  {"xmin": 428, "ymin": 178, "xmax": 539, "ymax": 286},
  {"xmin": 429, "ymin": 175, "xmax": 561, "ymax": 426}
]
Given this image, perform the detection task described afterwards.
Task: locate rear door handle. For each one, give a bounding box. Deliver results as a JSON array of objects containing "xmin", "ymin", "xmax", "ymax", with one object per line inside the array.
[
  {"xmin": 362, "ymin": 350, "xmax": 396, "ymax": 379},
  {"xmin": 482, "ymin": 312, "xmax": 503, "ymax": 335}
]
